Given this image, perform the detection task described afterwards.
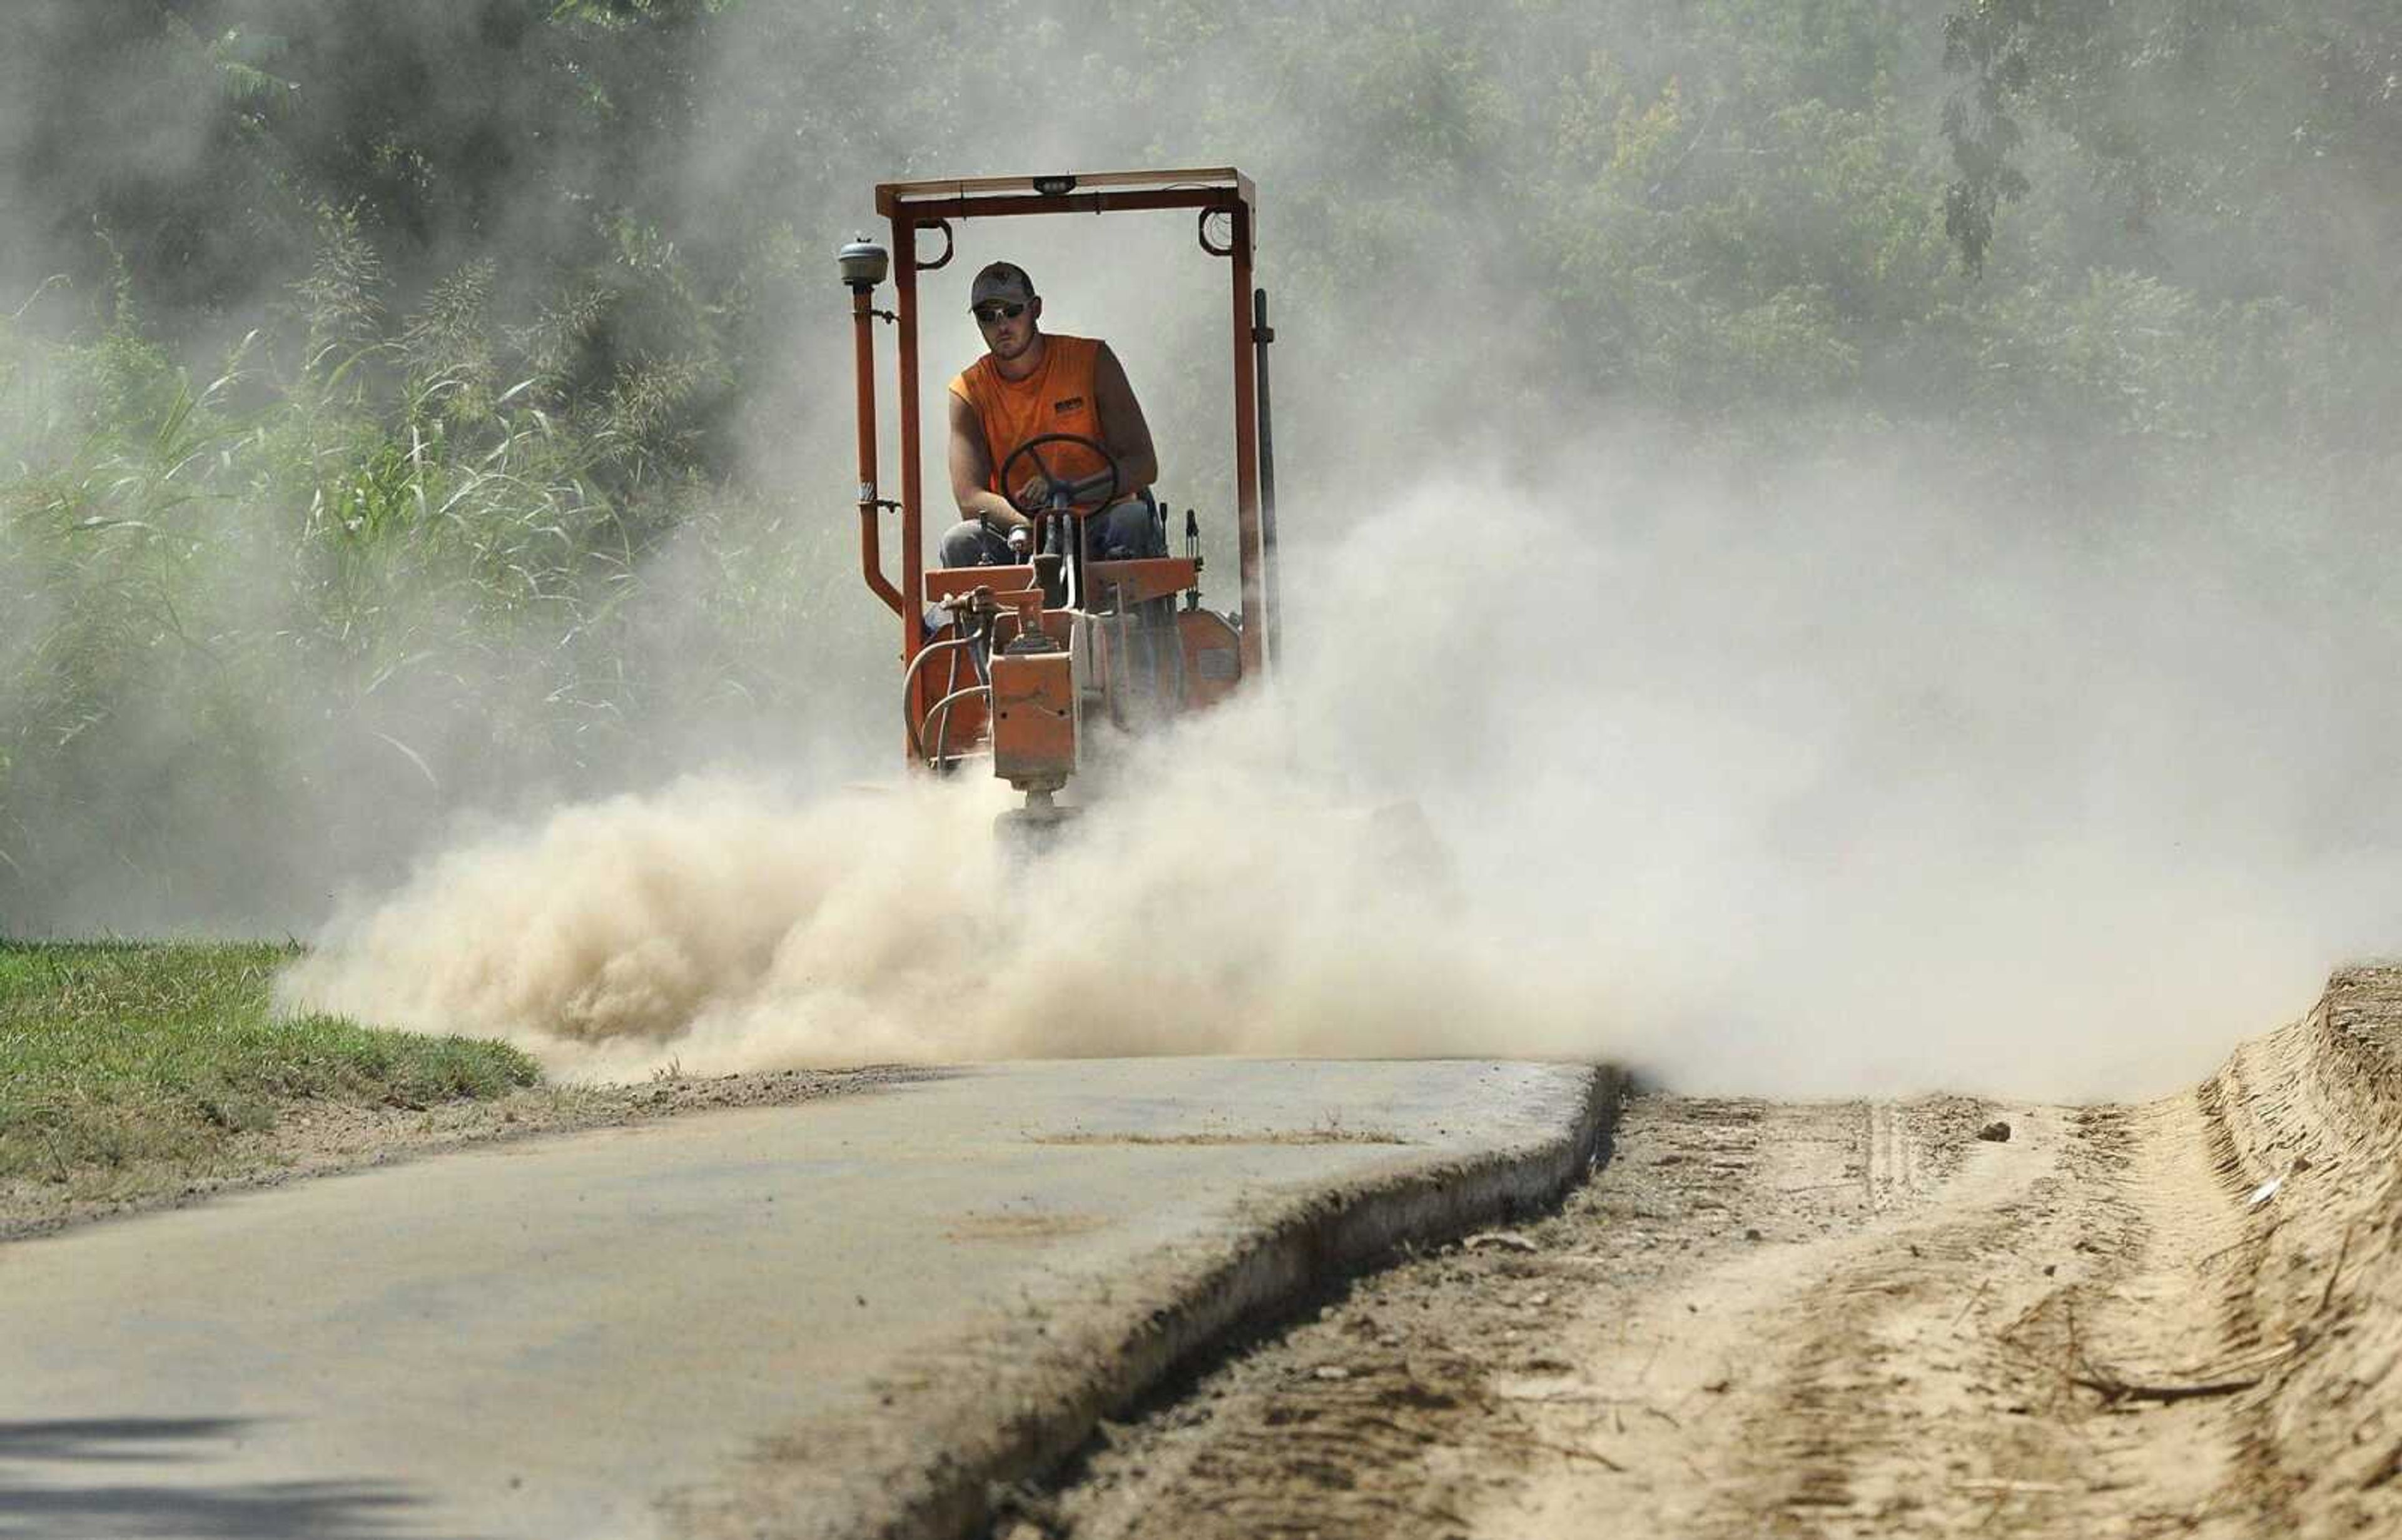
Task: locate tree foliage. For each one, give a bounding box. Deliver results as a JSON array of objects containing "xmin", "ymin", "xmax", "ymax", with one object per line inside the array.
[
  {"xmin": 1941, "ymin": 0, "xmax": 2402, "ymax": 289},
  {"xmin": 1, "ymin": 0, "xmax": 2393, "ymax": 930}
]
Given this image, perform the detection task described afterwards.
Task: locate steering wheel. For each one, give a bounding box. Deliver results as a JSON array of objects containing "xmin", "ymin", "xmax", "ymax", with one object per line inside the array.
[{"xmin": 998, "ymin": 432, "xmax": 1123, "ymax": 519}]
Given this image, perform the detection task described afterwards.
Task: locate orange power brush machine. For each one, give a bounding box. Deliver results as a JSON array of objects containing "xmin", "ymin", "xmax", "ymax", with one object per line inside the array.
[{"xmin": 841, "ymin": 168, "xmax": 1282, "ymax": 837}]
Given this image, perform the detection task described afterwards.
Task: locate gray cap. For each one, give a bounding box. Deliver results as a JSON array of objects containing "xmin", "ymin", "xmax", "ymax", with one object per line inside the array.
[{"xmin": 969, "ymin": 261, "xmax": 1036, "ymax": 310}]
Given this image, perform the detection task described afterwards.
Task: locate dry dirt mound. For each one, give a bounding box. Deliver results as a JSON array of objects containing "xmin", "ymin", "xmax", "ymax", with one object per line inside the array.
[
  {"xmin": 2202, "ymin": 963, "xmax": 2402, "ymax": 1532},
  {"xmin": 1030, "ymin": 967, "xmax": 2402, "ymax": 1539}
]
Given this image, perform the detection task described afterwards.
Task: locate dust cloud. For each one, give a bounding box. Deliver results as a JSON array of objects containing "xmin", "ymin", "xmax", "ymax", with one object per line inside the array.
[
  {"xmin": 285, "ymin": 430, "xmax": 2396, "ymax": 1100},
  {"xmin": 11, "ymin": 4, "xmax": 2398, "ymax": 1098},
  {"xmin": 278, "ymin": 704, "xmax": 1594, "ymax": 1084}
]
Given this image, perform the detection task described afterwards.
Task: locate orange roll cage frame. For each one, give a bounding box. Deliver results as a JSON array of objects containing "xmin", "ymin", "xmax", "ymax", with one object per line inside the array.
[{"xmin": 848, "ymin": 168, "xmax": 1274, "ymax": 684}]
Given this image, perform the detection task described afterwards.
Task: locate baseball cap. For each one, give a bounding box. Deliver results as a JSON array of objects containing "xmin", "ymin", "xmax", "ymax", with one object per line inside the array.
[{"xmin": 969, "ymin": 261, "xmax": 1036, "ymax": 310}]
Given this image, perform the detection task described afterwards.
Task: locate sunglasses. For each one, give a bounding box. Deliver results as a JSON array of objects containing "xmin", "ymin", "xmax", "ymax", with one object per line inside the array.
[{"xmin": 972, "ymin": 301, "xmax": 1026, "ymax": 323}]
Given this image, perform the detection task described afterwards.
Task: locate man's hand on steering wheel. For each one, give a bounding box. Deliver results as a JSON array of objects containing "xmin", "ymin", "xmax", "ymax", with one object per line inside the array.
[
  {"xmin": 1010, "ymin": 472, "xmax": 1055, "ymax": 514},
  {"xmin": 1000, "ymin": 433, "xmax": 1124, "ymax": 518}
]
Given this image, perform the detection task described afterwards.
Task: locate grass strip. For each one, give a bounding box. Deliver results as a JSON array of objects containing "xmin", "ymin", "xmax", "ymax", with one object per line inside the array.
[{"xmin": 0, "ymin": 939, "xmax": 537, "ymax": 1188}]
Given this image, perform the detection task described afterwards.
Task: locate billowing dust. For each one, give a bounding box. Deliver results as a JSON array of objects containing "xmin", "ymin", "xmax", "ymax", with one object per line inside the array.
[
  {"xmin": 278, "ymin": 701, "xmax": 1591, "ymax": 1081},
  {"xmin": 282, "ymin": 457, "xmax": 2389, "ymax": 1097}
]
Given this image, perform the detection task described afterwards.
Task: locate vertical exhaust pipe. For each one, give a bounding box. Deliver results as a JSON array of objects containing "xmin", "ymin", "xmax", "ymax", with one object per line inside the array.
[
  {"xmin": 1252, "ymin": 287, "xmax": 1282, "ymax": 671},
  {"xmin": 841, "ymin": 237, "xmax": 901, "ymax": 616}
]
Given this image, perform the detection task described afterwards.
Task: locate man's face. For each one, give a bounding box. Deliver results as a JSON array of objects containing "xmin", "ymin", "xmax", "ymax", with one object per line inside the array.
[{"xmin": 974, "ymin": 294, "xmax": 1040, "ymax": 360}]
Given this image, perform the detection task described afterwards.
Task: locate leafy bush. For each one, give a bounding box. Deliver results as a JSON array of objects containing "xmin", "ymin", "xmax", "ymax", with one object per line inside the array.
[{"xmin": 1, "ymin": 0, "xmax": 2393, "ymax": 930}]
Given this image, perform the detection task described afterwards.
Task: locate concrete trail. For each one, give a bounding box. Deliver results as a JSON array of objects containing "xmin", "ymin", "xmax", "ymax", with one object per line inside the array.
[{"xmin": 0, "ymin": 1058, "xmax": 1616, "ymax": 1540}]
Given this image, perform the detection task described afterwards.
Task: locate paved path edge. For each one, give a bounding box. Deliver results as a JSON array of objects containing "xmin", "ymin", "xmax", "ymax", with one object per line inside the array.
[{"xmin": 790, "ymin": 1062, "xmax": 1627, "ymax": 1540}]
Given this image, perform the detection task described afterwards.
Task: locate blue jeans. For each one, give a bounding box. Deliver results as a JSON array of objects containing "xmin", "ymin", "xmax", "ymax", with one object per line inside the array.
[{"xmin": 936, "ymin": 494, "xmax": 1166, "ymax": 568}]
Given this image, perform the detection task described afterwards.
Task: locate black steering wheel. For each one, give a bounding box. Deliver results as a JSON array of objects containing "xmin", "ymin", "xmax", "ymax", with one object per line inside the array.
[{"xmin": 998, "ymin": 432, "xmax": 1123, "ymax": 519}]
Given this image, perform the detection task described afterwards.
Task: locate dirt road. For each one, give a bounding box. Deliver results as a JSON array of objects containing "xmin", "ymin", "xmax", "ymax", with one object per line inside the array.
[{"xmin": 1033, "ymin": 967, "xmax": 2402, "ymax": 1539}]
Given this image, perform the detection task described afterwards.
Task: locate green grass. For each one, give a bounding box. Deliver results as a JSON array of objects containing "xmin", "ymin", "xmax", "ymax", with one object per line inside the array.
[{"xmin": 0, "ymin": 939, "xmax": 539, "ymax": 1187}]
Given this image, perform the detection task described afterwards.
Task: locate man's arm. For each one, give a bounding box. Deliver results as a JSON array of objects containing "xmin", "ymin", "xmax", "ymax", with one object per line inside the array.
[
  {"xmin": 1092, "ymin": 343, "xmax": 1159, "ymax": 492},
  {"xmin": 947, "ymin": 390, "xmax": 1028, "ymax": 531}
]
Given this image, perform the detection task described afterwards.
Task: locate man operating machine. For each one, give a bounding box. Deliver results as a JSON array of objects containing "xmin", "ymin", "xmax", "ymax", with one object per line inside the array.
[
  {"xmin": 841, "ymin": 169, "xmax": 1277, "ymax": 826},
  {"xmin": 937, "ymin": 260, "xmax": 1168, "ymax": 570}
]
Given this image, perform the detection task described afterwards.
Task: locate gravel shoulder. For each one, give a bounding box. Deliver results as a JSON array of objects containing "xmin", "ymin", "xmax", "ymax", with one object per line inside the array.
[
  {"xmin": 1025, "ymin": 966, "xmax": 2402, "ymax": 1540},
  {"xmin": 0, "ymin": 1065, "xmax": 922, "ymax": 1242}
]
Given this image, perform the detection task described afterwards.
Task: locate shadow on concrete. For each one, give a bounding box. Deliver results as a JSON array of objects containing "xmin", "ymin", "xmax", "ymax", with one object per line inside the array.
[{"xmin": 0, "ymin": 1417, "xmax": 484, "ymax": 1539}]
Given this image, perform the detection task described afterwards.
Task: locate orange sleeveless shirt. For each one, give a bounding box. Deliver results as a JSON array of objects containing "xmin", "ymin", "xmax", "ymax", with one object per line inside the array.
[{"xmin": 949, "ymin": 334, "xmax": 1113, "ymax": 501}]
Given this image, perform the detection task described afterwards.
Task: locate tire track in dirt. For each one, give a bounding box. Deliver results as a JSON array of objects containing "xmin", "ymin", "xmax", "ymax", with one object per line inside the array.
[
  {"xmin": 1665, "ymin": 1103, "xmax": 2138, "ymax": 1537},
  {"xmin": 1026, "ymin": 1097, "xmax": 2005, "ymax": 1540},
  {"xmin": 1016, "ymin": 968, "xmax": 2402, "ymax": 1540},
  {"xmin": 1863, "ymin": 1100, "xmax": 1918, "ymax": 1213},
  {"xmin": 1015, "ymin": 1098, "xmax": 1788, "ymax": 1540}
]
